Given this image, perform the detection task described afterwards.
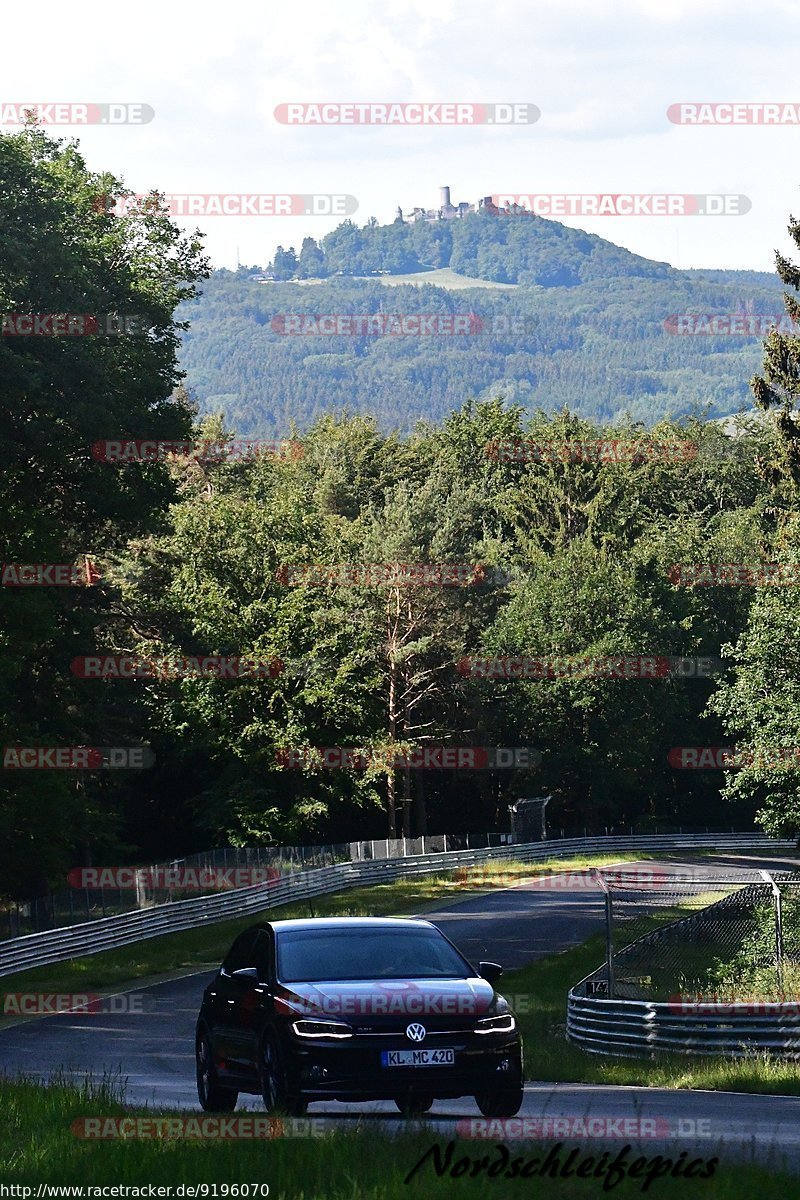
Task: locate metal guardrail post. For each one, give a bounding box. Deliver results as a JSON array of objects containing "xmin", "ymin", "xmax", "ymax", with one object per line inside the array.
[
  {"xmin": 777, "ymin": 885, "xmax": 784, "ymax": 992},
  {"xmin": 760, "ymin": 869, "xmax": 784, "ymax": 992},
  {"xmin": 593, "ymin": 869, "xmax": 614, "ymax": 998}
]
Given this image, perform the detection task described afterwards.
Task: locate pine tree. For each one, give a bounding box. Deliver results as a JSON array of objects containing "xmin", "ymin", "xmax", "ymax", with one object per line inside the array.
[{"xmin": 750, "ymin": 212, "xmax": 800, "ymax": 511}]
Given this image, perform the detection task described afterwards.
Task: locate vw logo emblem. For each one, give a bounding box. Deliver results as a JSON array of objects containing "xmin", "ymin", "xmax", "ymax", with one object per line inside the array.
[{"xmin": 406, "ymin": 1022, "xmax": 426, "ymax": 1043}]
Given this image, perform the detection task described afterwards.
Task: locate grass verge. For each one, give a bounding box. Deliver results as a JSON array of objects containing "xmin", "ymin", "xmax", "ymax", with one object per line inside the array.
[{"xmin": 0, "ymin": 1075, "xmax": 792, "ymax": 1195}]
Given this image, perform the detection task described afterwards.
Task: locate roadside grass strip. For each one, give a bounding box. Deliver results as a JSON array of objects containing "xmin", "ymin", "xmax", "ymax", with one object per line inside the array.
[{"xmin": 0, "ymin": 1074, "xmax": 792, "ymax": 1196}]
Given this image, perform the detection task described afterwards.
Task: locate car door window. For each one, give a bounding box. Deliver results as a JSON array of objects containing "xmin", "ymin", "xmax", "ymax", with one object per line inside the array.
[
  {"xmin": 253, "ymin": 930, "xmax": 274, "ymax": 983},
  {"xmin": 221, "ymin": 929, "xmax": 259, "ymax": 976}
]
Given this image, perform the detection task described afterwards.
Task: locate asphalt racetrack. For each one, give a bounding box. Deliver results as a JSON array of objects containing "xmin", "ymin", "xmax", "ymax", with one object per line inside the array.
[{"xmin": 2, "ymin": 854, "xmax": 800, "ymax": 1172}]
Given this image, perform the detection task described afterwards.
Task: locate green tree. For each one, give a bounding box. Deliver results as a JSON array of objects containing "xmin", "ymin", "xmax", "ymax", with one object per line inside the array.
[
  {"xmin": 0, "ymin": 126, "xmax": 208, "ymax": 899},
  {"xmin": 270, "ymin": 245, "xmax": 298, "ymax": 280},
  {"xmin": 296, "ymin": 237, "xmax": 327, "ymax": 279},
  {"xmin": 707, "ymin": 516, "xmax": 800, "ymax": 836},
  {"xmin": 751, "ymin": 212, "xmax": 800, "ymax": 509}
]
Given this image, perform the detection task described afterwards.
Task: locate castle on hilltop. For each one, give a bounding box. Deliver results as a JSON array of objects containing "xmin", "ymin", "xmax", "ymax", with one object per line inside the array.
[{"xmin": 395, "ymin": 186, "xmax": 498, "ymax": 223}]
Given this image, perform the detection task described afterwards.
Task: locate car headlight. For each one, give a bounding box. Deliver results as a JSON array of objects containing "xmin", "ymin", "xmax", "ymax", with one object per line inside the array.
[
  {"xmin": 290, "ymin": 1018, "xmax": 353, "ymax": 1040},
  {"xmin": 474, "ymin": 1013, "xmax": 516, "ymax": 1035}
]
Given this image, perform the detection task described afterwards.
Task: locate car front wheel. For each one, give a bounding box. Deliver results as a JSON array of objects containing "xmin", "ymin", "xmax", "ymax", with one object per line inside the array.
[
  {"xmin": 260, "ymin": 1033, "xmax": 307, "ymax": 1116},
  {"xmin": 196, "ymin": 1032, "xmax": 238, "ymax": 1112},
  {"xmin": 474, "ymin": 1077, "xmax": 524, "ymax": 1118}
]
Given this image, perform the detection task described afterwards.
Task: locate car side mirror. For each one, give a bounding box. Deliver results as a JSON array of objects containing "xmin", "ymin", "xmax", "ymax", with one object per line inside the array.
[
  {"xmin": 479, "ymin": 961, "xmax": 503, "ymax": 985},
  {"xmin": 232, "ymin": 966, "xmax": 260, "ymax": 982}
]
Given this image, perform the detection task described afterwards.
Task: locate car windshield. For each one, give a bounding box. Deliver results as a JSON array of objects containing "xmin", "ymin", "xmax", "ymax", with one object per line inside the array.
[{"xmin": 276, "ymin": 927, "xmax": 473, "ymax": 982}]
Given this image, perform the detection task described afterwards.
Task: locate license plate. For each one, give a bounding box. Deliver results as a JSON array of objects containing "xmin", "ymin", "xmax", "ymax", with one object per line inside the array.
[{"xmin": 381, "ymin": 1049, "xmax": 455, "ymax": 1067}]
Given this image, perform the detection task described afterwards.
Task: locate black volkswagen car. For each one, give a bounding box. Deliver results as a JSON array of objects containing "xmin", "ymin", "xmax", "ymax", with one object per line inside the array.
[{"xmin": 195, "ymin": 916, "xmax": 523, "ymax": 1116}]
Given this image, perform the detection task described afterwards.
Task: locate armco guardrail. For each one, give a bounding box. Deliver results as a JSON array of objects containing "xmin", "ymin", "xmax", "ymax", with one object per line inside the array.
[
  {"xmin": 0, "ymin": 833, "xmax": 790, "ymax": 978},
  {"xmin": 567, "ymin": 992, "xmax": 800, "ymax": 1060}
]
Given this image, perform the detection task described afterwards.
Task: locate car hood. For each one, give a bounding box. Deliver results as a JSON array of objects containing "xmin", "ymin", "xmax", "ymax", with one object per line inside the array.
[{"xmin": 275, "ymin": 976, "xmax": 496, "ymax": 1019}]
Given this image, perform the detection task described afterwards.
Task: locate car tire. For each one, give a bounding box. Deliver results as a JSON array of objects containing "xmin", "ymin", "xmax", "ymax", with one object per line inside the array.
[
  {"xmin": 474, "ymin": 1078, "xmax": 524, "ymax": 1118},
  {"xmin": 394, "ymin": 1092, "xmax": 434, "ymax": 1117},
  {"xmin": 260, "ymin": 1032, "xmax": 308, "ymax": 1116},
  {"xmin": 196, "ymin": 1031, "xmax": 238, "ymax": 1112}
]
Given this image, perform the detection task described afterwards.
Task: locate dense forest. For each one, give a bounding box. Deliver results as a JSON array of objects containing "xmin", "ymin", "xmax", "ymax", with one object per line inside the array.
[
  {"xmin": 178, "ymin": 238, "xmax": 785, "ymax": 435},
  {"xmin": 4, "ymin": 128, "xmax": 800, "ymax": 905}
]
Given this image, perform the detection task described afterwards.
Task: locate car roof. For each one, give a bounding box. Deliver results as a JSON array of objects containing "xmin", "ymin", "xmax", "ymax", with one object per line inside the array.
[{"xmin": 249, "ymin": 917, "xmax": 437, "ymax": 934}]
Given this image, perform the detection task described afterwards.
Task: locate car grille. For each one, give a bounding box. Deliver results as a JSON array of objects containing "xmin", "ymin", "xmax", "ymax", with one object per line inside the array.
[{"xmin": 352, "ymin": 1026, "xmax": 468, "ymax": 1037}]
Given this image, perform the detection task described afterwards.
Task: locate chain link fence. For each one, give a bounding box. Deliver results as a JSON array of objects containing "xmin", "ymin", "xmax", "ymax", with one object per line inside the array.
[
  {"xmin": 0, "ymin": 830, "xmax": 513, "ymax": 940},
  {"xmin": 586, "ymin": 865, "xmax": 800, "ymax": 1002}
]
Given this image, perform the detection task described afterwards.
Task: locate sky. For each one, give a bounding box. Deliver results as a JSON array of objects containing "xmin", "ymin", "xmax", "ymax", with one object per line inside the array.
[{"xmin": 3, "ymin": 0, "xmax": 800, "ymax": 273}]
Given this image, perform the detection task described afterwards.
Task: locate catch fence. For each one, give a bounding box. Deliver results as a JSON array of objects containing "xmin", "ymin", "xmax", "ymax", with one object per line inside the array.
[
  {"xmin": 585, "ymin": 866, "xmax": 800, "ymax": 1002},
  {"xmin": 568, "ymin": 863, "xmax": 800, "ymax": 1059}
]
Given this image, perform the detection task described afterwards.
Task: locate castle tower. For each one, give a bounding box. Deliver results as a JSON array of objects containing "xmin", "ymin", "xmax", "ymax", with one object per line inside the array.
[{"xmin": 440, "ymin": 185, "xmax": 451, "ymax": 210}]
